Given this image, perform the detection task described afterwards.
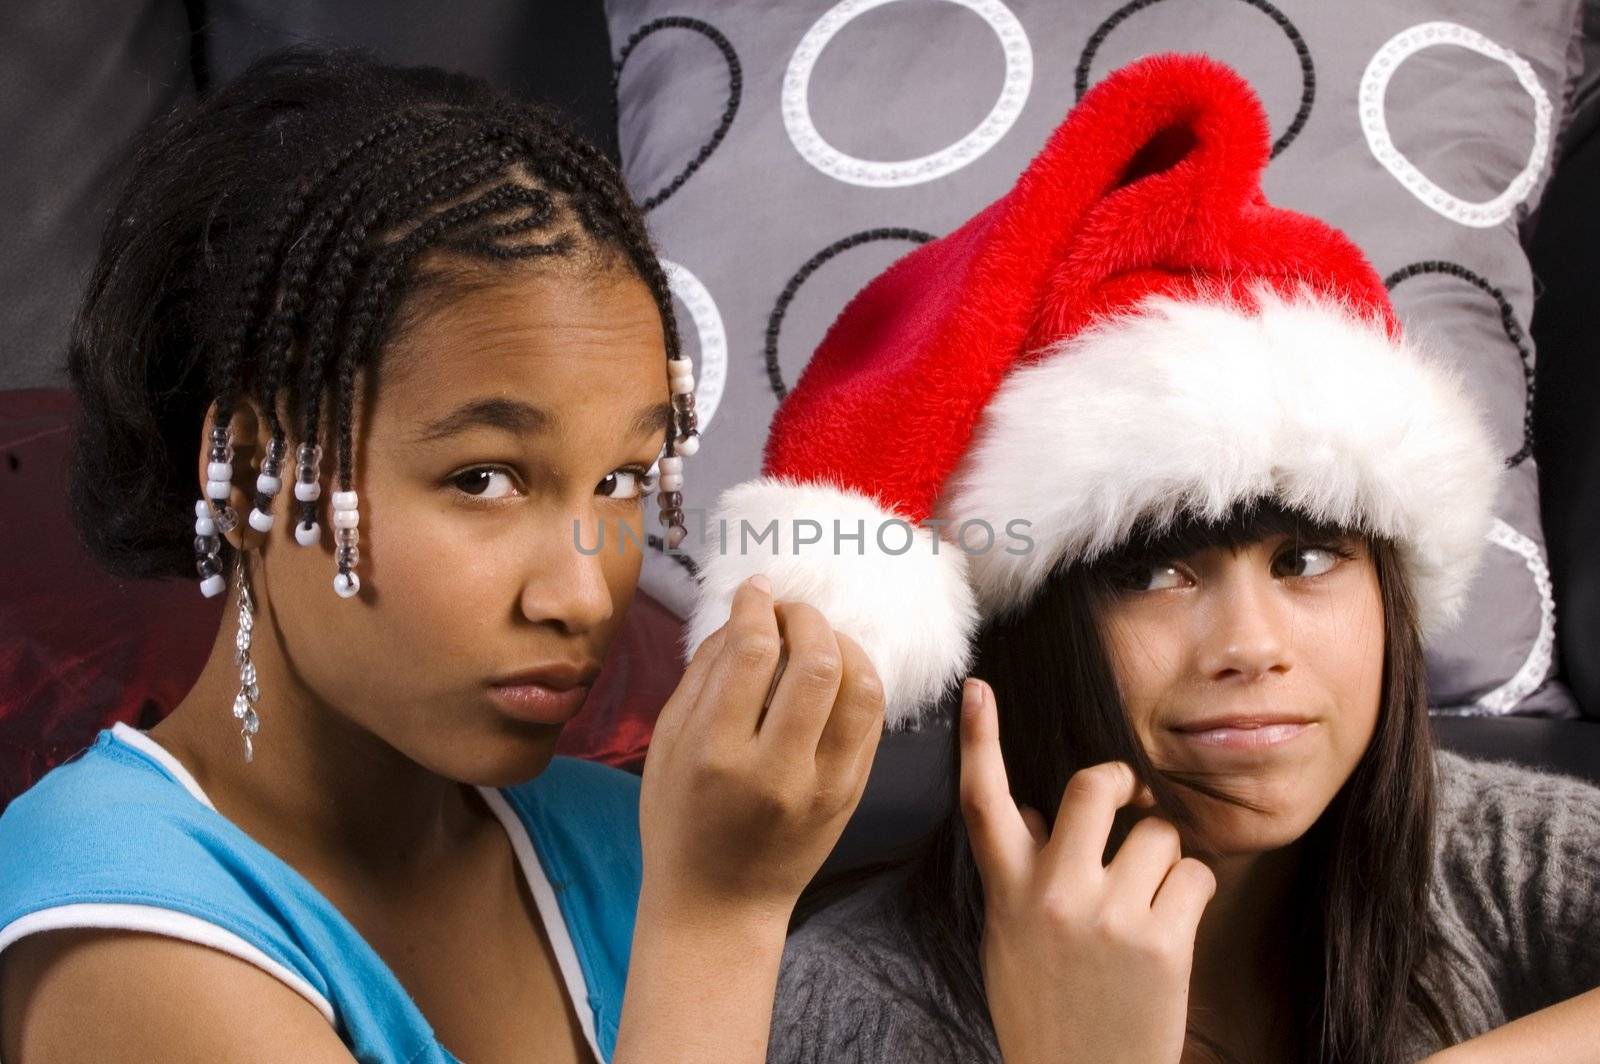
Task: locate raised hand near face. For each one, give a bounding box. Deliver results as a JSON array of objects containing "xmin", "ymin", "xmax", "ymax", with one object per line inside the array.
[{"xmin": 959, "ymin": 678, "xmax": 1215, "ymax": 1064}]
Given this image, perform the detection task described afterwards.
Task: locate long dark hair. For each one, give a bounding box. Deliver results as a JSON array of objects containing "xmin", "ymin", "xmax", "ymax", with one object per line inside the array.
[
  {"xmin": 68, "ymin": 47, "xmax": 679, "ymax": 582},
  {"xmin": 888, "ymin": 498, "xmax": 1448, "ymax": 1063}
]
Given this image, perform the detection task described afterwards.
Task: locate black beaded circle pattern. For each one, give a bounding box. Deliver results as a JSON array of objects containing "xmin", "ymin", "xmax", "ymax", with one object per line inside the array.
[
  {"xmin": 1384, "ymin": 260, "xmax": 1535, "ymax": 469},
  {"xmin": 613, "ymin": 17, "xmax": 743, "ymax": 213},
  {"xmin": 1074, "ymin": 0, "xmax": 1316, "ymax": 159},
  {"xmin": 764, "ymin": 228, "xmax": 936, "ymax": 401},
  {"xmin": 647, "ymin": 534, "xmax": 701, "ymax": 578}
]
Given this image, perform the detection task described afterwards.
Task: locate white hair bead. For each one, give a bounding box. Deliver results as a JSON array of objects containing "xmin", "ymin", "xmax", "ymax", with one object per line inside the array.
[
  {"xmin": 195, "ymin": 499, "xmax": 211, "ymax": 519},
  {"xmin": 667, "ymin": 357, "xmax": 693, "ymax": 377},
  {"xmin": 199, "ymin": 574, "xmax": 227, "ymax": 598},
  {"xmin": 331, "ymin": 491, "xmax": 359, "ymax": 511},
  {"xmin": 207, "ymin": 461, "xmax": 232, "ymax": 481},
  {"xmin": 294, "ymin": 480, "xmax": 321, "ymax": 502},
  {"xmin": 256, "ymin": 473, "xmax": 281, "ymax": 495},
  {"xmin": 659, "ymin": 456, "xmax": 683, "ymax": 476},
  {"xmin": 247, "ymin": 508, "xmax": 275, "ymax": 533},
  {"xmin": 676, "ymin": 434, "xmax": 701, "ymax": 457},
  {"xmin": 206, "ymin": 479, "xmax": 232, "ymax": 499},
  {"xmin": 669, "ymin": 374, "xmax": 695, "ymax": 395},
  {"xmin": 659, "ymin": 473, "xmax": 683, "ymax": 492},
  {"xmin": 333, "ymin": 571, "xmax": 361, "ymax": 598},
  {"xmin": 331, "ymin": 508, "xmax": 360, "ymax": 530},
  {"xmin": 195, "ymin": 516, "xmax": 217, "ymax": 537},
  {"xmin": 295, "ymin": 522, "xmax": 320, "ymax": 546}
]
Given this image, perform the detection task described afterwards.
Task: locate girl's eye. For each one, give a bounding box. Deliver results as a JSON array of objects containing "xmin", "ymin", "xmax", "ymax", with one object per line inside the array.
[
  {"xmin": 451, "ymin": 467, "xmax": 518, "ymax": 499},
  {"xmin": 1276, "ymin": 546, "xmax": 1342, "ymax": 579},
  {"xmin": 1116, "ymin": 563, "xmax": 1188, "ymax": 592},
  {"xmin": 596, "ymin": 469, "xmax": 646, "ymax": 500}
]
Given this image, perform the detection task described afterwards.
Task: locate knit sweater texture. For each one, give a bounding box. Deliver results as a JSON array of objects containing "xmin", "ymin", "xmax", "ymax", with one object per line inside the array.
[{"xmin": 769, "ymin": 752, "xmax": 1600, "ymax": 1063}]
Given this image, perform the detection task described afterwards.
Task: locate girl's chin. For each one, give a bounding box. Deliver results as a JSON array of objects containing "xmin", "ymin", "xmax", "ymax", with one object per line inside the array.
[
  {"xmin": 1185, "ymin": 790, "xmax": 1332, "ymax": 856},
  {"xmin": 404, "ymin": 723, "xmax": 566, "ymax": 789}
]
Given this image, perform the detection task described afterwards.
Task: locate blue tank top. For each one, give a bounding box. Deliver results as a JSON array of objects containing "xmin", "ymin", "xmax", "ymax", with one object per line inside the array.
[{"xmin": 0, "ymin": 724, "xmax": 642, "ymax": 1063}]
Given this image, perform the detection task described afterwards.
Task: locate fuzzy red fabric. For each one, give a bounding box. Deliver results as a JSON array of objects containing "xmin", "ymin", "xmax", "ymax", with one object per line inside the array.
[
  {"xmin": 764, "ymin": 53, "xmax": 1397, "ymax": 526},
  {"xmin": 0, "ymin": 389, "xmax": 680, "ymax": 809}
]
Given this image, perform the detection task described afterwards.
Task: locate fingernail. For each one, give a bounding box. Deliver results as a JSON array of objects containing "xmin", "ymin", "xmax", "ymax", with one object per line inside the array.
[
  {"xmin": 962, "ymin": 677, "xmax": 982, "ymax": 710},
  {"xmin": 749, "ymin": 573, "xmax": 772, "ymax": 594}
]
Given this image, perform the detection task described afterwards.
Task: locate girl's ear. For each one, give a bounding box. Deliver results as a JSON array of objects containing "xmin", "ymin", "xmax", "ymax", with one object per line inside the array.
[{"xmin": 196, "ymin": 399, "xmax": 267, "ymax": 552}]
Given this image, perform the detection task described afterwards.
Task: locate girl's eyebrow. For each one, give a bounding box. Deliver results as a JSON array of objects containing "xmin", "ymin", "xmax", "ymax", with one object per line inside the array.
[
  {"xmin": 413, "ymin": 398, "xmax": 674, "ymax": 442},
  {"xmin": 414, "ymin": 398, "xmax": 551, "ymax": 441},
  {"xmin": 632, "ymin": 401, "xmax": 674, "ymax": 438}
]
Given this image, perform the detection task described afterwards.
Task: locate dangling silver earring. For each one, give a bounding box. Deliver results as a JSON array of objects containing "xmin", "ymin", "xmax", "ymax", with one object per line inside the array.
[{"xmin": 231, "ymin": 554, "xmax": 261, "ymax": 762}]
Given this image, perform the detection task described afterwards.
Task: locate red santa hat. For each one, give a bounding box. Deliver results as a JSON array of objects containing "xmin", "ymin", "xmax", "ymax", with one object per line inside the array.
[{"xmin": 685, "ymin": 53, "xmax": 1500, "ymax": 728}]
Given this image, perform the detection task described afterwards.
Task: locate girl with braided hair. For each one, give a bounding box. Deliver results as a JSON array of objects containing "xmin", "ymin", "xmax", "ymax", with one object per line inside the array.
[{"xmin": 0, "ymin": 50, "xmax": 884, "ymax": 1063}]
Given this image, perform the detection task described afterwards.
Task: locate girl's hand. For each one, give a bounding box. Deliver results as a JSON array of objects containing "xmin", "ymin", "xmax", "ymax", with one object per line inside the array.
[
  {"xmin": 617, "ymin": 575, "xmax": 885, "ymax": 1063},
  {"xmin": 959, "ymin": 678, "xmax": 1215, "ymax": 1064},
  {"xmin": 637, "ymin": 573, "xmax": 886, "ymax": 921}
]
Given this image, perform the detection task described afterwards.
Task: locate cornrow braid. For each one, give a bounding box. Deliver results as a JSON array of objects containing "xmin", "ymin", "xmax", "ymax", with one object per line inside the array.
[
  {"xmin": 222, "ymin": 110, "xmax": 431, "ymax": 444},
  {"xmin": 257, "ymin": 114, "xmax": 460, "ymax": 425},
  {"xmin": 286, "ymin": 126, "xmax": 511, "ymax": 442},
  {"xmin": 225, "ymin": 110, "xmax": 448, "ymax": 545}
]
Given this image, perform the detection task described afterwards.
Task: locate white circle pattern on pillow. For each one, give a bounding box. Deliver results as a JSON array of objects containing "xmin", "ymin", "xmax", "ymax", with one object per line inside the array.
[
  {"xmin": 1460, "ymin": 519, "xmax": 1558, "ymax": 714},
  {"xmin": 1359, "ymin": 21, "xmax": 1552, "ymax": 229},
  {"xmin": 782, "ymin": 0, "xmax": 1032, "ymax": 187}
]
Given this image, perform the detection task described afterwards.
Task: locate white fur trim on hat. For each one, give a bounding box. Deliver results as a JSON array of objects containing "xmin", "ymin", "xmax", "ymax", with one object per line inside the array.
[
  {"xmin": 939, "ymin": 287, "xmax": 1501, "ymax": 639},
  {"xmin": 684, "ymin": 477, "xmax": 980, "ymax": 729}
]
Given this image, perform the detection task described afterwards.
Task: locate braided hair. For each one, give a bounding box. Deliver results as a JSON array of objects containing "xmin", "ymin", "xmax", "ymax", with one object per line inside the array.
[{"xmin": 69, "ymin": 48, "xmax": 688, "ymax": 584}]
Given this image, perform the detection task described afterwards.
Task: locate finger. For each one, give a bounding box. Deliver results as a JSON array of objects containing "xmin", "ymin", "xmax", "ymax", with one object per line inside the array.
[
  {"xmin": 678, "ymin": 625, "xmax": 729, "ymax": 703},
  {"xmin": 1151, "ymin": 857, "xmax": 1216, "ymax": 938},
  {"xmin": 814, "ymin": 630, "xmax": 885, "ymax": 786},
  {"xmin": 959, "ymin": 679, "xmax": 1036, "ymax": 894},
  {"xmin": 1103, "ymin": 815, "xmax": 1184, "ymax": 909},
  {"xmin": 694, "ymin": 575, "xmax": 782, "ymax": 744},
  {"xmin": 650, "ymin": 625, "xmax": 729, "ymax": 746},
  {"xmin": 757, "ymin": 602, "xmax": 844, "ymax": 763},
  {"xmin": 1042, "ymin": 761, "xmax": 1143, "ymax": 879},
  {"xmin": 1018, "ymin": 805, "xmax": 1049, "ymax": 848}
]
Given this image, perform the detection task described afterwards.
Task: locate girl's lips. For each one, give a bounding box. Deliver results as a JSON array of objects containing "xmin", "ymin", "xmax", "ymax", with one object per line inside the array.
[
  {"xmin": 1171, "ymin": 720, "xmax": 1315, "ymax": 749},
  {"xmin": 488, "ymin": 682, "xmax": 591, "ymax": 725}
]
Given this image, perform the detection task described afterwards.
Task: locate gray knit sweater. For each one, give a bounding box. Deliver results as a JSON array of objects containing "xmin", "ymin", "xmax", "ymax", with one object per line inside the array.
[{"xmin": 769, "ymin": 752, "xmax": 1600, "ymax": 1063}]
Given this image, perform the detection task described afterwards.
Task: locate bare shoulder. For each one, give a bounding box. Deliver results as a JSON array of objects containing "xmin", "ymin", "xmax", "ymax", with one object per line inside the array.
[{"xmin": 0, "ymin": 929, "xmax": 355, "ymax": 1064}]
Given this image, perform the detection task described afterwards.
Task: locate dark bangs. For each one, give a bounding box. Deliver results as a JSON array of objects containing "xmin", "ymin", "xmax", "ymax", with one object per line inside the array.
[{"xmin": 1091, "ymin": 496, "xmax": 1368, "ymax": 583}]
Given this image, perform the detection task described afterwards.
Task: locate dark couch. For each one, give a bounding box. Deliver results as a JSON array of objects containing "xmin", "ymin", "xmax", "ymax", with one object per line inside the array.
[{"xmin": 3, "ymin": 5, "xmax": 1597, "ymax": 865}]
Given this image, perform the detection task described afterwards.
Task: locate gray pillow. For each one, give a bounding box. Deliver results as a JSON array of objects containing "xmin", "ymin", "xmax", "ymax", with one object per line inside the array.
[{"xmin": 607, "ymin": 0, "xmax": 1587, "ymax": 717}]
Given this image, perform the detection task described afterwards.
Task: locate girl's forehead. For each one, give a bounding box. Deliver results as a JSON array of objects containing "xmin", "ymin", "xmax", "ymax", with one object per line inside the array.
[
  {"xmin": 350, "ymin": 282, "xmax": 665, "ymax": 457},
  {"xmin": 380, "ymin": 268, "xmax": 664, "ymax": 389}
]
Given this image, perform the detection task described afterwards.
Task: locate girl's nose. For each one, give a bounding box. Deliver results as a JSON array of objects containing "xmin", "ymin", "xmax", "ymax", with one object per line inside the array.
[
  {"xmin": 519, "ymin": 516, "xmax": 617, "ymax": 635},
  {"xmin": 1196, "ymin": 569, "xmax": 1293, "ymax": 682}
]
